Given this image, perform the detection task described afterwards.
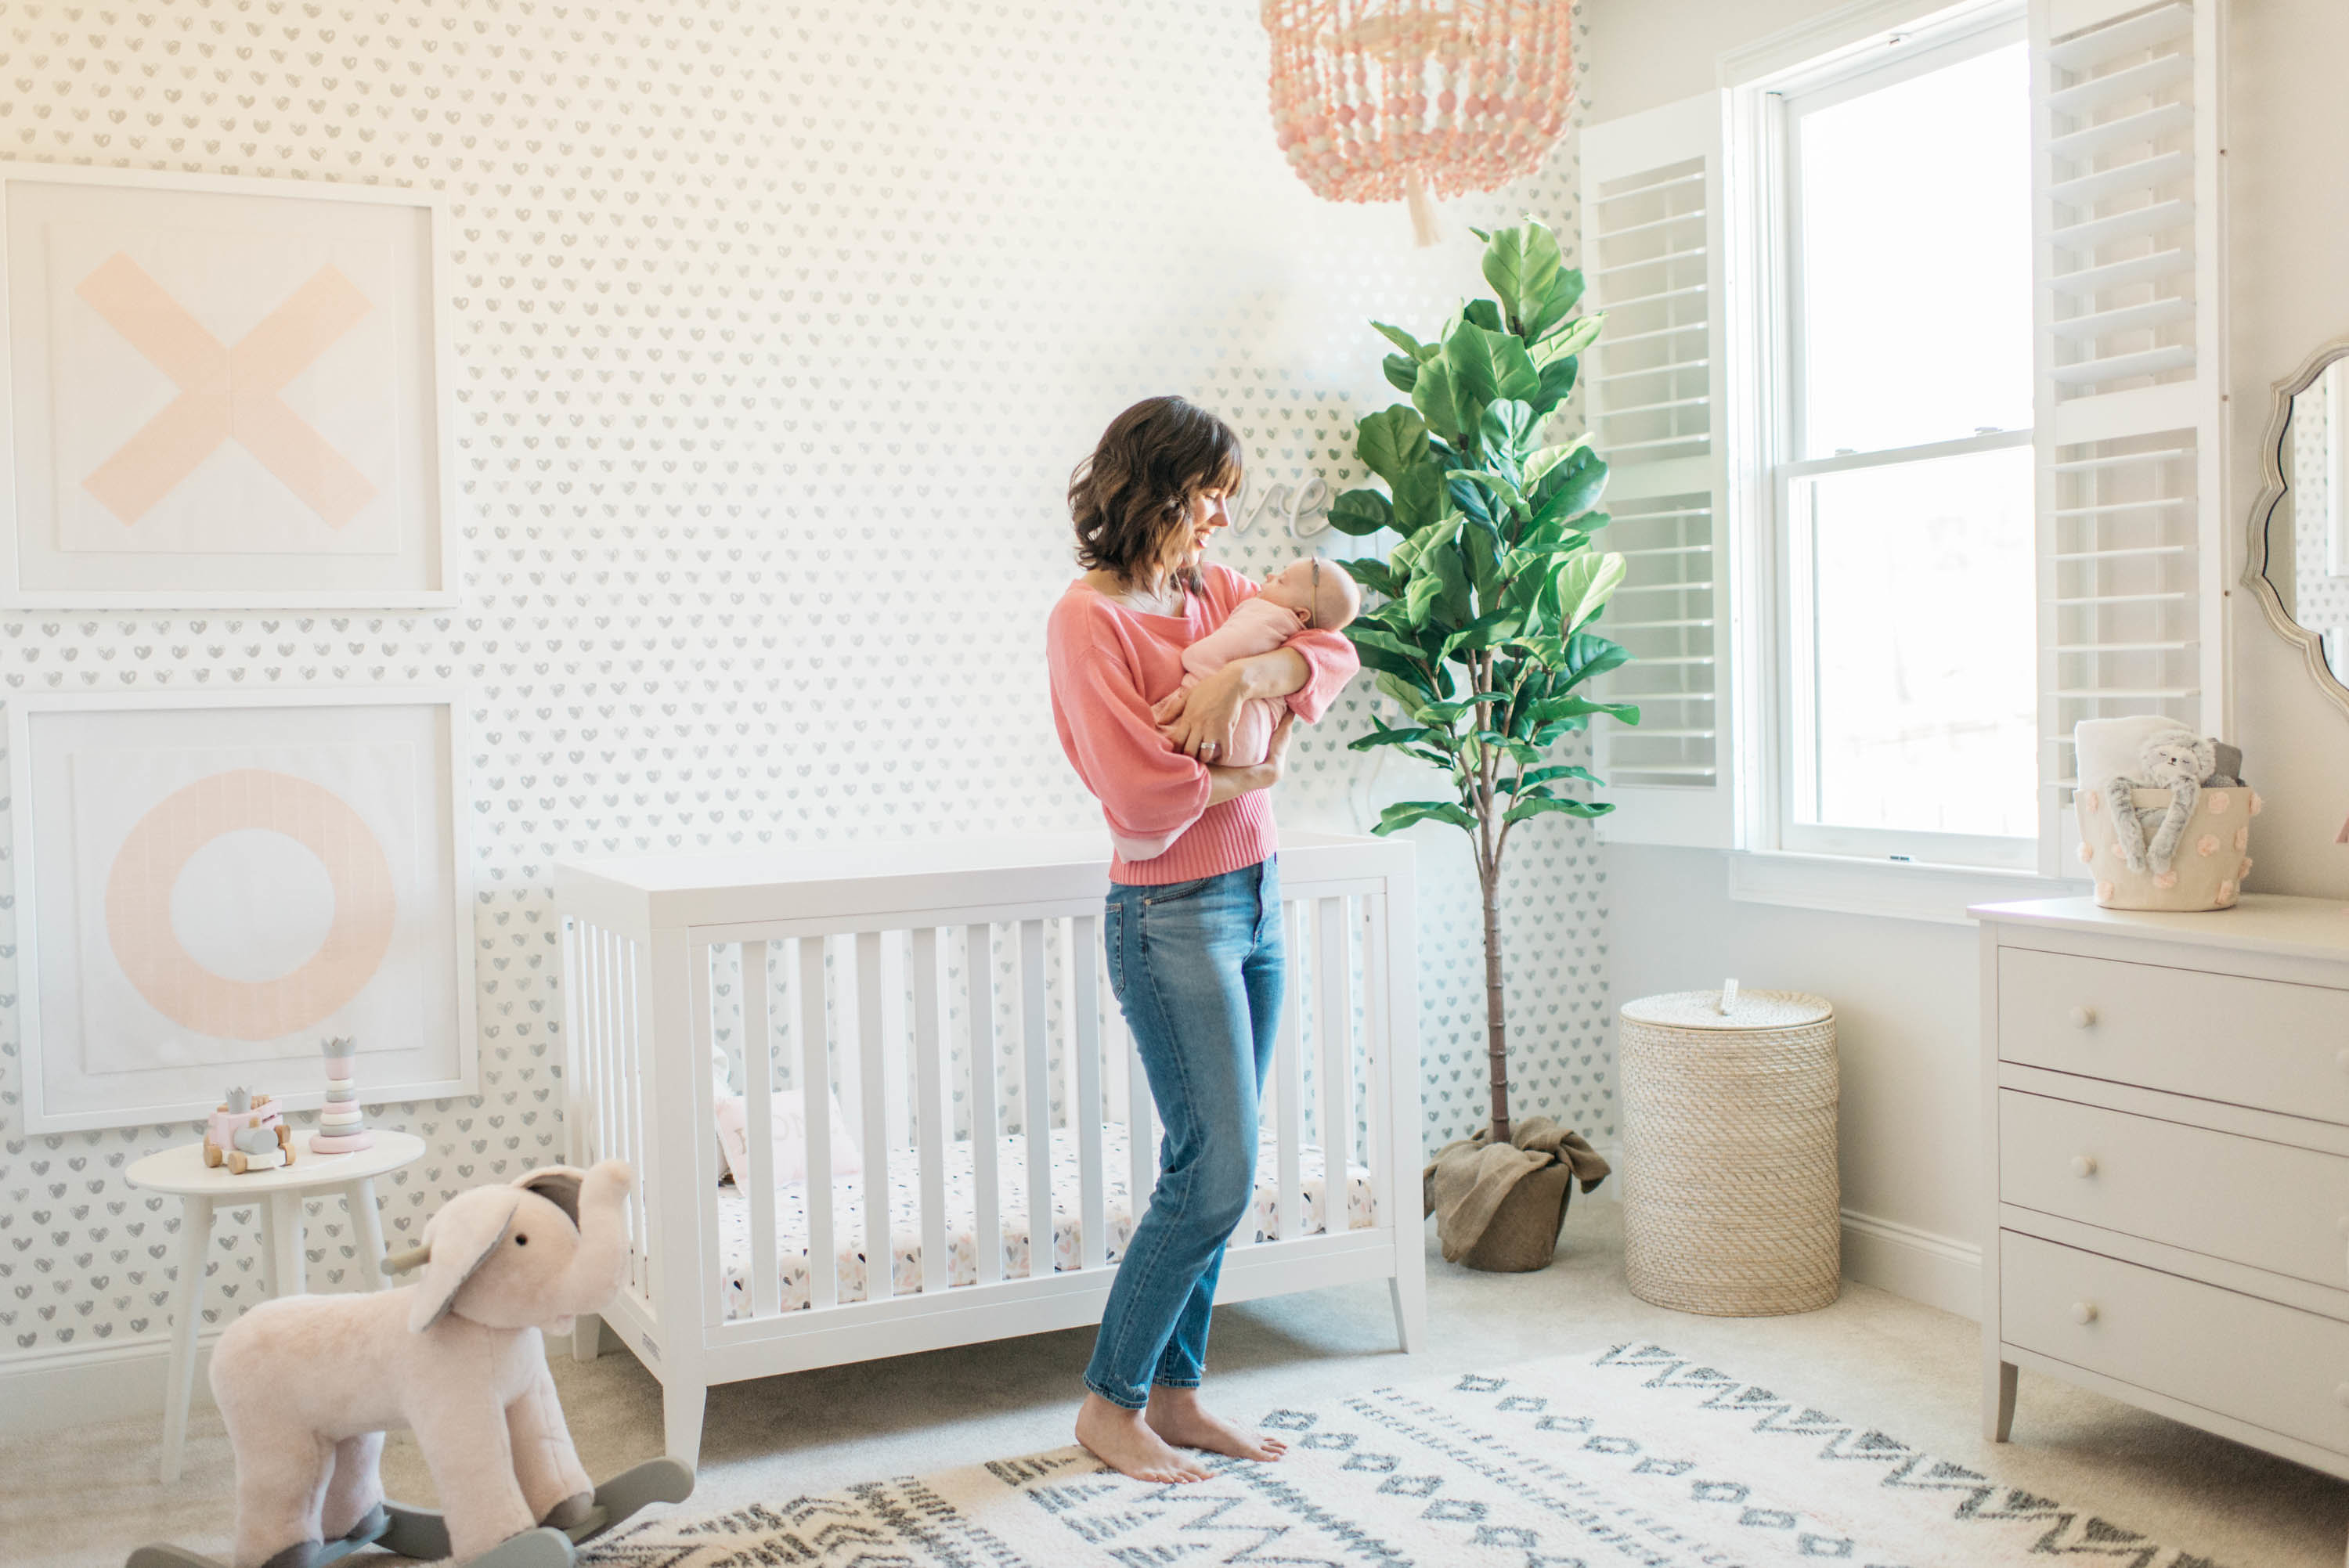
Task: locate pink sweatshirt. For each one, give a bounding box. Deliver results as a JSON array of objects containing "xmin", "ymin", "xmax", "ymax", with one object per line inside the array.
[{"xmin": 1048, "ymin": 563, "xmax": 1361, "ymax": 886}]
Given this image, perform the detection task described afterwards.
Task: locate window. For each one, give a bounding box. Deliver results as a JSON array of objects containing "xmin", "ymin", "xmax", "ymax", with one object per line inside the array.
[{"xmin": 1765, "ymin": 19, "xmax": 2037, "ymax": 870}]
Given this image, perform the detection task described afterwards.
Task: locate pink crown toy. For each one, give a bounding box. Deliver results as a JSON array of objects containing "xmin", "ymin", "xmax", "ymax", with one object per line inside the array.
[{"xmin": 311, "ymin": 1036, "xmax": 376, "ymax": 1154}]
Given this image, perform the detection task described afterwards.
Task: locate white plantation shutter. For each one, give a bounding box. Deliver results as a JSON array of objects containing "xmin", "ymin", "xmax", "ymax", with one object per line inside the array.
[
  {"xmin": 2031, "ymin": 0, "xmax": 2227, "ymax": 874},
  {"xmin": 1580, "ymin": 93, "xmax": 1734, "ymax": 849}
]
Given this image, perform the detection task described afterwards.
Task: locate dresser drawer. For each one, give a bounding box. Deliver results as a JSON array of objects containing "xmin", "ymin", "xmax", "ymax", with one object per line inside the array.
[
  {"xmin": 2001, "ymin": 1231, "xmax": 2349, "ymax": 1455},
  {"xmin": 2000, "ymin": 1090, "xmax": 2349, "ymax": 1289},
  {"xmin": 1998, "ymin": 947, "xmax": 2349, "ymax": 1124}
]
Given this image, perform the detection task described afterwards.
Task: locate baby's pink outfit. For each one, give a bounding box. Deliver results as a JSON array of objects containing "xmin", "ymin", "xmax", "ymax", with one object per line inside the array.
[{"xmin": 1178, "ymin": 596, "xmax": 1308, "ymax": 768}]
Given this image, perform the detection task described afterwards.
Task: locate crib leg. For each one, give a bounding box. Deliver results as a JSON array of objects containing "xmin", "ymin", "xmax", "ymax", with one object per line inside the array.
[
  {"xmin": 572, "ymin": 1313, "xmax": 604, "ymax": 1364},
  {"xmin": 1388, "ymin": 1271, "xmax": 1427, "ymax": 1354},
  {"xmin": 662, "ymin": 1382, "xmax": 706, "ymax": 1467}
]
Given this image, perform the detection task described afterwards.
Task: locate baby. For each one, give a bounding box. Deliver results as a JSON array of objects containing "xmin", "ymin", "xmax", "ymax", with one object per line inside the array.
[{"xmin": 1166, "ymin": 556, "xmax": 1362, "ymax": 768}]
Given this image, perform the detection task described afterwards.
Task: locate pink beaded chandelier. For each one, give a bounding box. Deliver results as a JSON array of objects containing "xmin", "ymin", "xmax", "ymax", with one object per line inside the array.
[{"xmin": 1264, "ymin": 1, "xmax": 1576, "ymax": 243}]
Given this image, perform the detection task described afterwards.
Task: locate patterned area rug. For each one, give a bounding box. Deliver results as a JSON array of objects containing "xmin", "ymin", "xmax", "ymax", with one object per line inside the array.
[{"xmin": 584, "ymin": 1343, "xmax": 2223, "ymax": 1566}]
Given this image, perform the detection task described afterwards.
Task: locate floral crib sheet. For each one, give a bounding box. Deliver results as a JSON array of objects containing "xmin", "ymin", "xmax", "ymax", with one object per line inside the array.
[{"xmin": 710, "ymin": 1124, "xmax": 1375, "ymax": 1317}]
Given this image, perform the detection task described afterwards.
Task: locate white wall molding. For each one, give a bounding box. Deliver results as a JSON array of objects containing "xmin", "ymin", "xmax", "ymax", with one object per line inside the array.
[
  {"xmin": 0, "ymin": 1332, "xmax": 222, "ymax": 1440},
  {"xmin": 1839, "ymin": 1208, "xmax": 1983, "ymax": 1319}
]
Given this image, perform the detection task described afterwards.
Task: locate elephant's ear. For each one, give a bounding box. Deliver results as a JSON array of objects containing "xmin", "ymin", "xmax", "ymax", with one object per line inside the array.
[
  {"xmin": 408, "ymin": 1195, "xmax": 518, "ymax": 1333},
  {"xmin": 515, "ymin": 1166, "xmax": 586, "ymax": 1231}
]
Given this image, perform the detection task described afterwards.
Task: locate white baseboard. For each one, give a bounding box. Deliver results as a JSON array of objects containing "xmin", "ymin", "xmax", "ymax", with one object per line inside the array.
[
  {"xmin": 1839, "ymin": 1208, "xmax": 1983, "ymax": 1320},
  {"xmin": 0, "ymin": 1332, "xmax": 222, "ymax": 1440}
]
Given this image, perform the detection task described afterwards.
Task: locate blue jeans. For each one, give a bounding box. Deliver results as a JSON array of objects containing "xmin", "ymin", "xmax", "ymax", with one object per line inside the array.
[{"xmin": 1082, "ymin": 857, "xmax": 1283, "ymax": 1409}]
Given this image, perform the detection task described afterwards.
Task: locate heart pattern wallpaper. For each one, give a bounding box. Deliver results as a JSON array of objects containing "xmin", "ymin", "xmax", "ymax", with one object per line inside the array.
[{"xmin": 0, "ymin": 0, "xmax": 1612, "ymax": 1364}]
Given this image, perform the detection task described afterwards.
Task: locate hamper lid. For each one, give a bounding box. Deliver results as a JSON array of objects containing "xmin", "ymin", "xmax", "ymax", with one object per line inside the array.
[{"xmin": 1619, "ymin": 988, "xmax": 1833, "ymax": 1031}]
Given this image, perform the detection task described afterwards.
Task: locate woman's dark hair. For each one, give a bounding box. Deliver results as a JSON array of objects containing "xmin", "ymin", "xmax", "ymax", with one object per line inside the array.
[{"xmin": 1069, "ymin": 395, "xmax": 1245, "ymax": 588}]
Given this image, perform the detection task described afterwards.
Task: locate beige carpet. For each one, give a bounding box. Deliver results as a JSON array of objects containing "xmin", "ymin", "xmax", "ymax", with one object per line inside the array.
[
  {"xmin": 591, "ymin": 1343, "xmax": 2235, "ymax": 1566},
  {"xmin": 2, "ymin": 1202, "xmax": 2342, "ymax": 1566}
]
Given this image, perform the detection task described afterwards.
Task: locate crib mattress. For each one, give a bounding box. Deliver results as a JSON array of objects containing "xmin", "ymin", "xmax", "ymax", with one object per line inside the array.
[{"xmin": 711, "ymin": 1125, "xmax": 1374, "ymax": 1317}]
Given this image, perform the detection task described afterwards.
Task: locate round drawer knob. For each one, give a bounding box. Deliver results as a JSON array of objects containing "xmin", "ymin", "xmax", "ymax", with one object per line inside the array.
[
  {"xmin": 2071, "ymin": 1155, "xmax": 2098, "ymax": 1178},
  {"xmin": 2069, "ymin": 1006, "xmax": 2098, "ymax": 1029},
  {"xmin": 2071, "ymin": 1301, "xmax": 2098, "ymax": 1325}
]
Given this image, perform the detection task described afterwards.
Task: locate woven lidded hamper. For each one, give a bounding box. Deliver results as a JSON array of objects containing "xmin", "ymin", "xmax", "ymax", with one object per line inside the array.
[{"xmin": 1619, "ymin": 988, "xmax": 1839, "ymax": 1316}]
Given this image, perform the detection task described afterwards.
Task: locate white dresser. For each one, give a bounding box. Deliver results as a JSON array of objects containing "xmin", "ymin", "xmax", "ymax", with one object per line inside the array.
[{"xmin": 1975, "ymin": 893, "xmax": 2349, "ymax": 1489}]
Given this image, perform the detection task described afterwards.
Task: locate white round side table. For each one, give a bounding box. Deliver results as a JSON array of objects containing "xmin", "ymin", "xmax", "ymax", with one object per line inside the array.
[{"xmin": 124, "ymin": 1127, "xmax": 426, "ymax": 1483}]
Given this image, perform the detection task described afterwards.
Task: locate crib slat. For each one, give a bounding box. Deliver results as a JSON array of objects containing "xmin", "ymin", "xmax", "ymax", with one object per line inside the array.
[
  {"xmin": 967, "ymin": 924, "xmax": 1003, "ymax": 1285},
  {"xmin": 1072, "ymin": 914, "xmax": 1107, "ymax": 1271},
  {"xmin": 856, "ymin": 931, "xmax": 893, "ymax": 1303},
  {"xmin": 742, "ymin": 941, "xmax": 782, "ymax": 1319},
  {"xmin": 1272, "ymin": 902, "xmax": 1304, "ymax": 1244},
  {"xmin": 1317, "ymin": 898, "xmax": 1352, "ymax": 1236},
  {"xmin": 911, "ymin": 927, "xmax": 950, "ymax": 1295},
  {"xmin": 620, "ymin": 932, "xmax": 651, "ymax": 1288},
  {"xmin": 687, "ymin": 942, "xmax": 725, "ymax": 1331},
  {"xmin": 799, "ymin": 936, "xmax": 837, "ymax": 1310},
  {"xmin": 1019, "ymin": 918, "xmax": 1052, "ymax": 1281},
  {"xmin": 1359, "ymin": 898, "xmax": 1386, "ymax": 1234}
]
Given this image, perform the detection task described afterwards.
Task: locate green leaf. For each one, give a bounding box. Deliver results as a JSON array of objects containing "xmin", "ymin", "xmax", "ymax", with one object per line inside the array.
[
  {"xmin": 1371, "ymin": 320, "xmax": 1434, "ymax": 361},
  {"xmin": 1374, "ymin": 800, "xmax": 1479, "ymax": 835},
  {"xmin": 1481, "ymin": 221, "xmax": 1564, "ymax": 335},
  {"xmin": 1506, "ymin": 763, "xmax": 1604, "ymax": 793},
  {"xmin": 1462, "ymin": 297, "xmax": 1505, "ymax": 333},
  {"xmin": 1411, "ymin": 355, "xmax": 1467, "ymax": 441},
  {"xmin": 1534, "ymin": 310, "xmax": 1604, "ymax": 363},
  {"xmin": 1338, "ymin": 557, "xmax": 1400, "ymax": 600},
  {"xmin": 1326, "ymin": 487, "xmax": 1395, "ymax": 539},
  {"xmin": 1553, "ymin": 552, "xmax": 1628, "ymax": 632},
  {"xmin": 1382, "ymin": 353, "xmax": 1420, "ymax": 395},
  {"xmin": 1445, "ymin": 471, "xmax": 1497, "ymax": 532},
  {"xmin": 1525, "ymin": 271, "xmax": 1590, "ymax": 344},
  {"xmin": 1356, "ymin": 405, "xmax": 1431, "ymax": 487},
  {"xmin": 1391, "ymin": 460, "xmax": 1446, "ymax": 533},
  {"xmin": 1557, "ymin": 630, "xmax": 1631, "ymax": 687},
  {"xmin": 1530, "ymin": 445, "xmax": 1609, "ymax": 528},
  {"xmin": 1347, "ymin": 723, "xmax": 1432, "ymax": 752},
  {"xmin": 1463, "ymin": 517, "xmax": 1503, "ymax": 602},
  {"xmin": 1504, "ymin": 795, "xmax": 1615, "ymax": 826},
  {"xmin": 1442, "ymin": 607, "xmax": 1528, "ymax": 659},
  {"xmin": 1523, "ymin": 437, "xmax": 1591, "ymax": 490},
  {"xmin": 1530, "ymin": 353, "xmax": 1577, "ymax": 416},
  {"xmin": 1444, "ymin": 323, "xmax": 1542, "ymax": 411}
]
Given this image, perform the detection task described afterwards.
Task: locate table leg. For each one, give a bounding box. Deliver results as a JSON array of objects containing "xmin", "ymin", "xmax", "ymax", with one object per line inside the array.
[
  {"xmin": 345, "ymin": 1179, "xmax": 388, "ymax": 1292},
  {"xmin": 160, "ymin": 1195, "xmax": 215, "ymax": 1485},
  {"xmin": 254, "ymin": 1199, "xmax": 280, "ymax": 1299},
  {"xmin": 269, "ymin": 1192, "xmax": 307, "ymax": 1296}
]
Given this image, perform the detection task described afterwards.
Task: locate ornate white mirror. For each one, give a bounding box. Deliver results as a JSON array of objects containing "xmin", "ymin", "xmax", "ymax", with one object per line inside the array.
[{"xmin": 2247, "ymin": 341, "xmax": 2349, "ymax": 712}]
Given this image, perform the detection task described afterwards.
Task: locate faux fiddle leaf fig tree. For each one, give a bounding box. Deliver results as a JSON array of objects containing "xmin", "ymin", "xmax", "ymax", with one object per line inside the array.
[{"xmin": 1326, "ymin": 217, "xmax": 1636, "ymax": 1147}]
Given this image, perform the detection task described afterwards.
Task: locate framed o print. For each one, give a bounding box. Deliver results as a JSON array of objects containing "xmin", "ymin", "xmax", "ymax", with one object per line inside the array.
[
  {"xmin": 10, "ymin": 690, "xmax": 476, "ymax": 1133},
  {"xmin": 0, "ymin": 164, "xmax": 456, "ymax": 607}
]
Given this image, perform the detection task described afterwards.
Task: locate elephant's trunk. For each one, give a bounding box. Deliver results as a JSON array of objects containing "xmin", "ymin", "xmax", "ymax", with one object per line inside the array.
[{"xmin": 554, "ymin": 1159, "xmax": 635, "ymax": 1315}]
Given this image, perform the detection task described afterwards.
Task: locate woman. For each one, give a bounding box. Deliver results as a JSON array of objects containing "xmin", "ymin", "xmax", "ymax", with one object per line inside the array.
[{"xmin": 1046, "ymin": 395, "xmax": 1359, "ymax": 1483}]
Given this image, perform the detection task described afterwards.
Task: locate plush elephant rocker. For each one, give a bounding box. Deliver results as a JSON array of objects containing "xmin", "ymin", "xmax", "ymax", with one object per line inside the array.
[{"xmin": 133, "ymin": 1161, "xmax": 691, "ymax": 1568}]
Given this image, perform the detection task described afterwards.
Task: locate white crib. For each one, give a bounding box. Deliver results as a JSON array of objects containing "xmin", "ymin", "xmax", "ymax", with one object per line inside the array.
[{"xmin": 554, "ymin": 831, "xmax": 1426, "ymax": 1463}]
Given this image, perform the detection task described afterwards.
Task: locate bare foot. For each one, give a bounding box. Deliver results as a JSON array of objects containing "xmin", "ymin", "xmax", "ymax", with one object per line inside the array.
[
  {"xmin": 1145, "ymin": 1386, "xmax": 1288, "ymax": 1463},
  {"xmin": 1074, "ymin": 1392, "xmax": 1213, "ymax": 1483}
]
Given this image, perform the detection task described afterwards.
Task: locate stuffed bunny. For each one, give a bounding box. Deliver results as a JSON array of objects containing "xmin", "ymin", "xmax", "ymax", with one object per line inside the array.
[
  {"xmin": 209, "ymin": 1161, "xmax": 633, "ymax": 1568},
  {"xmin": 2104, "ymin": 727, "xmax": 2217, "ymax": 876}
]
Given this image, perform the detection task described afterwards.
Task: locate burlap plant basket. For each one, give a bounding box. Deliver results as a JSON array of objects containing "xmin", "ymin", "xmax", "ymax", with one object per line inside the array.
[{"xmin": 1423, "ymin": 1117, "xmax": 1611, "ymax": 1273}]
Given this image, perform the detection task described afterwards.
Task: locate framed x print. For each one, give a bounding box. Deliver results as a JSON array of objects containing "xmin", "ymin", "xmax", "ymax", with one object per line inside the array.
[
  {"xmin": 10, "ymin": 690, "xmax": 476, "ymax": 1133},
  {"xmin": 0, "ymin": 164, "xmax": 456, "ymax": 607}
]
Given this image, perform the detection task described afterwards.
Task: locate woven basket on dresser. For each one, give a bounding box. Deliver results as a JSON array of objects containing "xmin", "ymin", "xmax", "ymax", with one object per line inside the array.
[{"xmin": 1618, "ymin": 989, "xmax": 1839, "ymax": 1316}]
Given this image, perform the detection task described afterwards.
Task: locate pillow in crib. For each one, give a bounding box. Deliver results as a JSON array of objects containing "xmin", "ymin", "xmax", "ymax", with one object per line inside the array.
[{"xmin": 713, "ymin": 1089, "xmax": 864, "ymax": 1186}]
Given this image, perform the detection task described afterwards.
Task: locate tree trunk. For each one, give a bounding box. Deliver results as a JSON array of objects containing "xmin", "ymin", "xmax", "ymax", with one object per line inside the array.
[{"xmin": 1481, "ymin": 864, "xmax": 1510, "ymax": 1143}]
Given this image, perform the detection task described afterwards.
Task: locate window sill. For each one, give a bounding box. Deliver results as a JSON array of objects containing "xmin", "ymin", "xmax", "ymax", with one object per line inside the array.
[{"xmin": 1726, "ymin": 850, "xmax": 2083, "ymax": 927}]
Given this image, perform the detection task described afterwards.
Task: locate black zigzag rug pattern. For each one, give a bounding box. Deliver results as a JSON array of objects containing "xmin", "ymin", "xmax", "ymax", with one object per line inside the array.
[{"xmin": 583, "ymin": 1343, "xmax": 2228, "ymax": 1567}]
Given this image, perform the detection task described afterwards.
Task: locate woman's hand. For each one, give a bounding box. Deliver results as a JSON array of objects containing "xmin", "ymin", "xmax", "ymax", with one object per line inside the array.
[
  {"xmin": 1203, "ymin": 712, "xmax": 1297, "ymax": 807},
  {"xmin": 1159, "ymin": 665, "xmax": 1248, "ymax": 763},
  {"xmin": 1157, "ymin": 647, "xmax": 1311, "ymax": 762}
]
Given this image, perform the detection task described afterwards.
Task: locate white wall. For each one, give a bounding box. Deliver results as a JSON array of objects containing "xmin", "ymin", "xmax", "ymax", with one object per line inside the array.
[
  {"xmin": 0, "ymin": 0, "xmax": 1618, "ymax": 1411},
  {"xmin": 1584, "ymin": 0, "xmax": 2349, "ymax": 1317}
]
